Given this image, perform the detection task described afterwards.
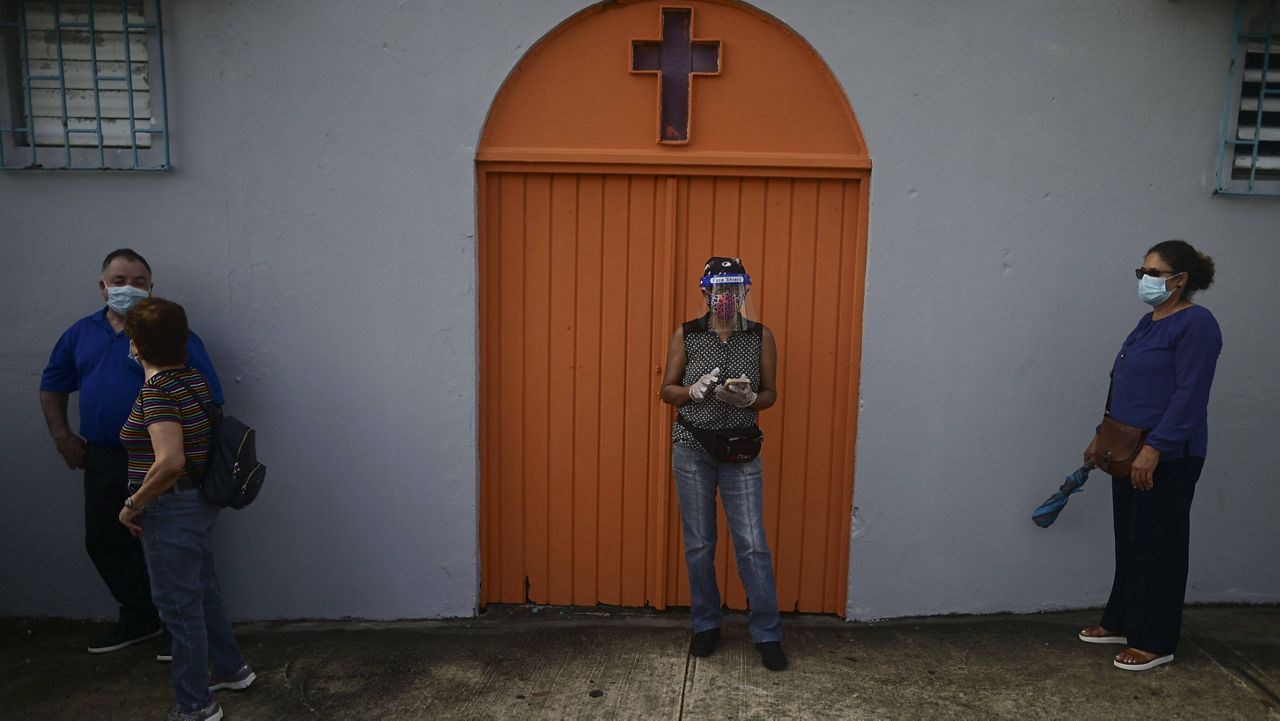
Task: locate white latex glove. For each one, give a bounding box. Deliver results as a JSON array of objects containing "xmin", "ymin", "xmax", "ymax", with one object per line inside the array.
[
  {"xmin": 688, "ymin": 367, "xmax": 721, "ymax": 401},
  {"xmin": 715, "ymin": 382, "xmax": 757, "ymax": 408}
]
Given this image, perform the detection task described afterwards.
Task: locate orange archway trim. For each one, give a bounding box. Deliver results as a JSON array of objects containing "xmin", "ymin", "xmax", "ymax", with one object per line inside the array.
[{"xmin": 478, "ymin": 0, "xmax": 870, "ymax": 167}]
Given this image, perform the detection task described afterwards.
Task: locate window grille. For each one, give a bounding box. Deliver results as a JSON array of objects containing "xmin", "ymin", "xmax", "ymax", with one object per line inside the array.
[
  {"xmin": 0, "ymin": 0, "xmax": 170, "ymax": 170},
  {"xmin": 1216, "ymin": 0, "xmax": 1280, "ymax": 196}
]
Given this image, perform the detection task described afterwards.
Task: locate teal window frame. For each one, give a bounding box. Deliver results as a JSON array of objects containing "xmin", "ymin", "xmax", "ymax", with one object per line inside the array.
[
  {"xmin": 0, "ymin": 0, "xmax": 171, "ymax": 171},
  {"xmin": 1216, "ymin": 0, "xmax": 1280, "ymax": 197}
]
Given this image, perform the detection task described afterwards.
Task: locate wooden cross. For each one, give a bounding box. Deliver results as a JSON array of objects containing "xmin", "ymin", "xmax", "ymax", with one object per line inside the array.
[{"xmin": 631, "ymin": 7, "xmax": 721, "ymax": 144}]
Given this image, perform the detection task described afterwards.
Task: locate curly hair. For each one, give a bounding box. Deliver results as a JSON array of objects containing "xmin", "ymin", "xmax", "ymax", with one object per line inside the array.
[
  {"xmin": 1147, "ymin": 240, "xmax": 1216, "ymax": 302},
  {"xmin": 124, "ymin": 297, "xmax": 189, "ymax": 367}
]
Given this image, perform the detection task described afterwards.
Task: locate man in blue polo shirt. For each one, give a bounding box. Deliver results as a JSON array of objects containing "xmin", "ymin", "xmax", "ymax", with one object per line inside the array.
[{"xmin": 40, "ymin": 248, "xmax": 224, "ymax": 656}]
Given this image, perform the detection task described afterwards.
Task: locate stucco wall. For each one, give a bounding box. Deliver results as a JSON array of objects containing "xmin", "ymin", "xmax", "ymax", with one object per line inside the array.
[
  {"xmin": 781, "ymin": 0, "xmax": 1280, "ymax": 618},
  {"xmin": 1, "ymin": 0, "xmax": 1275, "ymax": 621},
  {"xmin": 0, "ymin": 0, "xmax": 575, "ymax": 619}
]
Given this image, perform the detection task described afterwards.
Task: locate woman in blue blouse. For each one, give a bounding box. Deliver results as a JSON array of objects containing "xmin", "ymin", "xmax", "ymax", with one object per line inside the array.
[{"xmin": 1078, "ymin": 240, "xmax": 1222, "ymax": 672}]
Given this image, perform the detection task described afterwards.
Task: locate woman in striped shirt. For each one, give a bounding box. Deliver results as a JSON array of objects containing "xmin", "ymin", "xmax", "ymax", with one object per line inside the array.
[{"xmin": 117, "ymin": 298, "xmax": 253, "ymax": 721}]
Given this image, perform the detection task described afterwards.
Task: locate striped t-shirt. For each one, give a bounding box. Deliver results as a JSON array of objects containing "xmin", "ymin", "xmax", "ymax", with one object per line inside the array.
[{"xmin": 119, "ymin": 367, "xmax": 214, "ymax": 488}]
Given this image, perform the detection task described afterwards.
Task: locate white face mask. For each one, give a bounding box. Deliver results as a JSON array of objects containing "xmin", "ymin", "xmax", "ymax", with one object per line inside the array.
[
  {"xmin": 1137, "ymin": 272, "xmax": 1182, "ymax": 306},
  {"xmin": 106, "ymin": 285, "xmax": 149, "ymax": 314}
]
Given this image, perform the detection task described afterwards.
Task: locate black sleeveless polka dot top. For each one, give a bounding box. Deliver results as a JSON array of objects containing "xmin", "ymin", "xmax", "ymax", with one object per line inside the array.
[{"xmin": 672, "ymin": 314, "xmax": 764, "ymax": 449}]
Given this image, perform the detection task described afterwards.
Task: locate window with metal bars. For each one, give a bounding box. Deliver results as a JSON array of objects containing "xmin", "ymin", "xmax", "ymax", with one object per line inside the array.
[
  {"xmin": 0, "ymin": 0, "xmax": 169, "ymax": 170},
  {"xmin": 1216, "ymin": 0, "xmax": 1280, "ymax": 196}
]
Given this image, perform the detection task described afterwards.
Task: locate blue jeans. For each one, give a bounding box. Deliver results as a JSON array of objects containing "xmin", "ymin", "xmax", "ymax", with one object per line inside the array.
[
  {"xmin": 138, "ymin": 487, "xmax": 246, "ymax": 712},
  {"xmin": 671, "ymin": 443, "xmax": 782, "ymax": 642}
]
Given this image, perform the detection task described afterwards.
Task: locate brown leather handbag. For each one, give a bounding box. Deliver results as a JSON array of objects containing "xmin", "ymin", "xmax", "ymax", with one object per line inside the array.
[
  {"xmin": 1089, "ymin": 415, "xmax": 1148, "ymax": 478},
  {"xmin": 1089, "ymin": 372, "xmax": 1149, "ymax": 478}
]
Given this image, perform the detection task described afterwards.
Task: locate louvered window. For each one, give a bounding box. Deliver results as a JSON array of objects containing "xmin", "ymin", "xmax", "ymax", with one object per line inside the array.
[
  {"xmin": 0, "ymin": 0, "xmax": 169, "ymax": 170},
  {"xmin": 1217, "ymin": 0, "xmax": 1280, "ymax": 195}
]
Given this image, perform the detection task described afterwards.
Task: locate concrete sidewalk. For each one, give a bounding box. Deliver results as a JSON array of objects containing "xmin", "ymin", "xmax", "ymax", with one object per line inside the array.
[{"xmin": 2, "ymin": 605, "xmax": 1277, "ymax": 720}]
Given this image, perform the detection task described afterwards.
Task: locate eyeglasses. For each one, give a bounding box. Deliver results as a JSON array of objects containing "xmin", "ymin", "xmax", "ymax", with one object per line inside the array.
[{"xmin": 1134, "ymin": 267, "xmax": 1179, "ymax": 279}]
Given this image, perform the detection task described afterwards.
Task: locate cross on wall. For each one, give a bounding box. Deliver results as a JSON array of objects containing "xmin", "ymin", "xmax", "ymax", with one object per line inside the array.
[{"xmin": 631, "ymin": 7, "xmax": 722, "ymax": 144}]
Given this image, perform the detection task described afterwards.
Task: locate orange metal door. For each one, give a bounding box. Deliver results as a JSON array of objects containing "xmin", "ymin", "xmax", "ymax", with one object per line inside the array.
[
  {"xmin": 479, "ymin": 172, "xmax": 678, "ymax": 608},
  {"xmin": 479, "ymin": 169, "xmax": 866, "ymax": 615}
]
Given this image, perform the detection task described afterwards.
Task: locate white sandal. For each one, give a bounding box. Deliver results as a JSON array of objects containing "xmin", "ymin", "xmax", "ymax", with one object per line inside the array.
[
  {"xmin": 1114, "ymin": 653, "xmax": 1174, "ymax": 671},
  {"xmin": 1078, "ymin": 629, "xmax": 1128, "ymax": 645}
]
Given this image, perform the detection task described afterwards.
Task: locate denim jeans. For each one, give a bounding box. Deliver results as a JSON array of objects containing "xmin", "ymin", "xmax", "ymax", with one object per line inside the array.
[
  {"xmin": 138, "ymin": 487, "xmax": 246, "ymax": 712},
  {"xmin": 671, "ymin": 443, "xmax": 782, "ymax": 643}
]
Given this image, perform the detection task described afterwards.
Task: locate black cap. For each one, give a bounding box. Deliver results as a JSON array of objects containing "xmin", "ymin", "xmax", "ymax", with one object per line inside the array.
[{"xmin": 701, "ymin": 256, "xmax": 747, "ymax": 276}]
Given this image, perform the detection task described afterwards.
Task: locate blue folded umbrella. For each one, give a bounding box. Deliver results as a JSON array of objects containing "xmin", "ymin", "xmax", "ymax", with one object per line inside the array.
[{"xmin": 1032, "ymin": 463, "xmax": 1094, "ymax": 528}]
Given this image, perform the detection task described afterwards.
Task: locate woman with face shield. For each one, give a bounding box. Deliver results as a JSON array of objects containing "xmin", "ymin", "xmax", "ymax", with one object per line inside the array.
[
  {"xmin": 705, "ymin": 275, "xmax": 751, "ymax": 332},
  {"xmin": 659, "ymin": 256, "xmax": 786, "ymax": 671}
]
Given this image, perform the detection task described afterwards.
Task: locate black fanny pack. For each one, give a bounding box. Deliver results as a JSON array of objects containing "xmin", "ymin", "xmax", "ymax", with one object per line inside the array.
[{"xmin": 677, "ymin": 415, "xmax": 763, "ymax": 463}]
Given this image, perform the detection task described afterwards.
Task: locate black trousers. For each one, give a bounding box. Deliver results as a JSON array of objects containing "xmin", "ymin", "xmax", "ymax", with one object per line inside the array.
[
  {"xmin": 1100, "ymin": 455, "xmax": 1203, "ymax": 656},
  {"xmin": 84, "ymin": 444, "xmax": 159, "ymax": 629}
]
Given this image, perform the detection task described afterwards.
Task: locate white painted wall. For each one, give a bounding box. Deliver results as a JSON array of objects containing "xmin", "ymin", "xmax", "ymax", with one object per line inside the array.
[
  {"xmin": 777, "ymin": 0, "xmax": 1280, "ymax": 619},
  {"xmin": 1, "ymin": 0, "xmax": 1275, "ymax": 621}
]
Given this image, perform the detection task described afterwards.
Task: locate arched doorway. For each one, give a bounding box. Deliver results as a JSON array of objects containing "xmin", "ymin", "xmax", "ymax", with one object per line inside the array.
[{"xmin": 477, "ymin": 0, "xmax": 869, "ymax": 616}]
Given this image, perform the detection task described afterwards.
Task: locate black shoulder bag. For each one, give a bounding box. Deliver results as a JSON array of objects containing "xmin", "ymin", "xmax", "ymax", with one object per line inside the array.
[{"xmin": 172, "ymin": 375, "xmax": 267, "ymax": 509}]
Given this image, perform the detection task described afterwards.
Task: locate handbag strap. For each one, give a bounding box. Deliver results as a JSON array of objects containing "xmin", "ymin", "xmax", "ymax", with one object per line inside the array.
[
  {"xmin": 676, "ymin": 413, "xmax": 717, "ymax": 451},
  {"xmin": 164, "ymin": 371, "xmax": 219, "ymax": 418},
  {"xmin": 155, "ymin": 370, "xmax": 219, "ymax": 483},
  {"xmin": 1107, "ymin": 320, "xmax": 1156, "ymax": 415}
]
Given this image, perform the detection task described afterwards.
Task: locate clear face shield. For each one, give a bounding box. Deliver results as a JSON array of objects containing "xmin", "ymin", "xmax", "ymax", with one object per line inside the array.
[{"xmin": 699, "ymin": 274, "xmax": 755, "ymax": 332}]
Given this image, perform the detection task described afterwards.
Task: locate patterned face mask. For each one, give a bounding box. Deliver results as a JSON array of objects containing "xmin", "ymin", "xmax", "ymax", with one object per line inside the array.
[{"xmin": 708, "ymin": 291, "xmax": 741, "ymax": 320}]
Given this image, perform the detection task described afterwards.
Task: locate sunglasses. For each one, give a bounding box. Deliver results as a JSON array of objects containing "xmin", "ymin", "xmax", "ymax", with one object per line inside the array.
[{"xmin": 1134, "ymin": 267, "xmax": 1180, "ymax": 279}]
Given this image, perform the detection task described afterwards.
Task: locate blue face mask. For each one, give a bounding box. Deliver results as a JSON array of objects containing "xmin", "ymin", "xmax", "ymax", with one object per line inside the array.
[
  {"xmin": 1137, "ymin": 272, "xmax": 1182, "ymax": 306},
  {"xmin": 106, "ymin": 285, "xmax": 149, "ymax": 315}
]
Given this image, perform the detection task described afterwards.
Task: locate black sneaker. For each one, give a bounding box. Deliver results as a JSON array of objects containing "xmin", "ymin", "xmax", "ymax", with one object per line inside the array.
[
  {"xmin": 157, "ymin": 635, "xmax": 172, "ymax": 662},
  {"xmin": 755, "ymin": 641, "xmax": 788, "ymax": 671},
  {"xmin": 87, "ymin": 624, "xmax": 162, "ymax": 654},
  {"xmin": 689, "ymin": 628, "xmax": 721, "ymax": 657}
]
